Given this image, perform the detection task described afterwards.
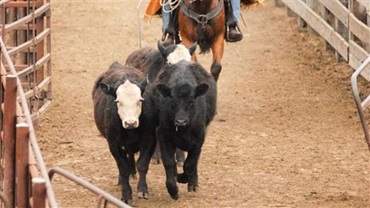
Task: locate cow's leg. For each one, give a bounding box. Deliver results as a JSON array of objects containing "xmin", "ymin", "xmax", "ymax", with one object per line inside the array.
[
  {"xmin": 177, "ymin": 146, "xmax": 202, "ymax": 192},
  {"xmin": 210, "ymin": 36, "xmax": 224, "ymax": 81},
  {"xmin": 136, "ymin": 129, "xmax": 157, "ymax": 199},
  {"xmin": 117, "ymin": 152, "xmax": 136, "ymax": 185},
  {"xmin": 151, "ymin": 142, "xmax": 162, "ymax": 164},
  {"xmin": 108, "ymin": 143, "xmax": 133, "ymax": 204},
  {"xmin": 128, "ymin": 153, "xmax": 137, "ymax": 179},
  {"xmin": 157, "ymin": 129, "xmax": 179, "ymax": 199}
]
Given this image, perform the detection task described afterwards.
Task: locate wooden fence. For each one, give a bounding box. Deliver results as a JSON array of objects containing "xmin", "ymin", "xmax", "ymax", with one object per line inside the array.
[
  {"xmin": 0, "ymin": 1, "xmax": 132, "ymax": 207},
  {"xmin": 0, "ymin": 0, "xmax": 52, "ymax": 123},
  {"xmin": 275, "ymin": 0, "xmax": 370, "ymax": 150},
  {"xmin": 0, "ymin": 0, "xmax": 55, "ymax": 207},
  {"xmin": 275, "ymin": 0, "xmax": 370, "ymax": 80}
]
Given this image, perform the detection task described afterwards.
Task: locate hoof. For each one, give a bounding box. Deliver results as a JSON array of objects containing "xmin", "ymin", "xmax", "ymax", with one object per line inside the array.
[
  {"xmin": 130, "ymin": 173, "xmax": 137, "ymax": 180},
  {"xmin": 167, "ymin": 184, "xmax": 179, "ymax": 200},
  {"xmin": 188, "ymin": 184, "xmax": 198, "ymax": 192},
  {"xmin": 121, "ymin": 198, "xmax": 133, "ymax": 206},
  {"xmin": 151, "ymin": 158, "xmax": 161, "ymax": 165},
  {"xmin": 177, "ymin": 173, "xmax": 188, "ymax": 184},
  {"xmin": 176, "ymin": 161, "xmax": 184, "ymax": 167},
  {"xmin": 170, "ymin": 193, "xmax": 179, "ymax": 200},
  {"xmin": 137, "ymin": 191, "xmax": 149, "ymax": 199}
]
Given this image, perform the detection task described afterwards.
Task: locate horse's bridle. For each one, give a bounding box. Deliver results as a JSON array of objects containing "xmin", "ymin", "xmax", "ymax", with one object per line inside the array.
[{"xmin": 180, "ymin": 0, "xmax": 224, "ymax": 28}]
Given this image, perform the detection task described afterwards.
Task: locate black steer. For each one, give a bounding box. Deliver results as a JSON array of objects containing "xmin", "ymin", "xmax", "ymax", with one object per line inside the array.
[
  {"xmin": 143, "ymin": 60, "xmax": 217, "ymax": 199},
  {"xmin": 93, "ymin": 61, "xmax": 156, "ymax": 204}
]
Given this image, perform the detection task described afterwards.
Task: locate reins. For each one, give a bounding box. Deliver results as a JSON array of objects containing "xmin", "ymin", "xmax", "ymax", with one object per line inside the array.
[{"xmin": 180, "ymin": 0, "xmax": 224, "ymax": 28}]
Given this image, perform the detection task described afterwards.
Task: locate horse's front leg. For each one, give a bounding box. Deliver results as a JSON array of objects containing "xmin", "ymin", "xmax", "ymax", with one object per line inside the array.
[{"xmin": 211, "ymin": 35, "xmax": 224, "ymax": 81}]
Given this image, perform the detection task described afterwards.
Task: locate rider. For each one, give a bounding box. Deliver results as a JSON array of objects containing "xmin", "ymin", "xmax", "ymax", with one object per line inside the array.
[{"xmin": 161, "ymin": 0, "xmax": 243, "ymax": 45}]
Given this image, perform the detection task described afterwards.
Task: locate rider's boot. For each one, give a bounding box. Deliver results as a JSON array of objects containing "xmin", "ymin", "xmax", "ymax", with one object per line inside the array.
[
  {"xmin": 161, "ymin": 32, "xmax": 175, "ymax": 46},
  {"xmin": 225, "ymin": 0, "xmax": 243, "ymax": 42},
  {"xmin": 161, "ymin": 5, "xmax": 180, "ymax": 46},
  {"xmin": 227, "ymin": 24, "xmax": 243, "ymax": 42}
]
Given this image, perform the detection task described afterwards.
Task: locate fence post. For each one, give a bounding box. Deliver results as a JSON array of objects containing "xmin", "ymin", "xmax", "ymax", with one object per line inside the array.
[
  {"xmin": 3, "ymin": 75, "xmax": 17, "ymax": 208},
  {"xmin": 306, "ymin": 0, "xmax": 319, "ymax": 35},
  {"xmin": 32, "ymin": 177, "xmax": 46, "ymax": 208},
  {"xmin": 16, "ymin": 123, "xmax": 30, "ymax": 208}
]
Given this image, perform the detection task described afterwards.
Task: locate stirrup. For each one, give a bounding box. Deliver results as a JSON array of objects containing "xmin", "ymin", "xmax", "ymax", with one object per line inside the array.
[
  {"xmin": 161, "ymin": 33, "xmax": 175, "ymax": 46},
  {"xmin": 226, "ymin": 24, "xmax": 243, "ymax": 42}
]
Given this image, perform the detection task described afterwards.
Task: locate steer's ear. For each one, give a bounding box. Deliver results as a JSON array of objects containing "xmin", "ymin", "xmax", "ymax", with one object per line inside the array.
[
  {"xmin": 156, "ymin": 84, "xmax": 171, "ymax": 97},
  {"xmin": 188, "ymin": 43, "xmax": 197, "ymax": 56},
  {"xmin": 139, "ymin": 78, "xmax": 148, "ymax": 95},
  {"xmin": 157, "ymin": 40, "xmax": 167, "ymax": 57},
  {"xmin": 100, "ymin": 83, "xmax": 116, "ymax": 97},
  {"xmin": 195, "ymin": 83, "xmax": 209, "ymax": 97}
]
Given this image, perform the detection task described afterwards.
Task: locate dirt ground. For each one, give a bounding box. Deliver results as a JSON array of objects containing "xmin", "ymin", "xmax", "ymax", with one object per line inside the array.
[{"xmin": 37, "ymin": 0, "xmax": 369, "ymax": 207}]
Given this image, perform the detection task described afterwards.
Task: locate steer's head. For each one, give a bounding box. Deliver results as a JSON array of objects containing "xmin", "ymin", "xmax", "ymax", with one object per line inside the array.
[
  {"xmin": 156, "ymin": 82, "xmax": 209, "ymax": 131},
  {"xmin": 100, "ymin": 79, "xmax": 146, "ymax": 129},
  {"xmin": 157, "ymin": 41, "xmax": 197, "ymax": 64}
]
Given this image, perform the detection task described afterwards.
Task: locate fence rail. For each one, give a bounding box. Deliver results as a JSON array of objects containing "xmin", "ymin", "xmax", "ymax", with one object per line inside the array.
[
  {"xmin": 351, "ymin": 55, "xmax": 370, "ymax": 151},
  {"xmin": 276, "ymin": 0, "xmax": 370, "ymax": 80},
  {"xmin": 0, "ymin": 1, "xmax": 132, "ymax": 207},
  {"xmin": 275, "ymin": 0, "xmax": 370, "ymax": 150}
]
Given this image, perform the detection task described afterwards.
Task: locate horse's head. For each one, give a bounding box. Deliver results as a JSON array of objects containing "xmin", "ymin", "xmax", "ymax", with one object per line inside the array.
[{"xmin": 157, "ymin": 41, "xmax": 197, "ymax": 64}]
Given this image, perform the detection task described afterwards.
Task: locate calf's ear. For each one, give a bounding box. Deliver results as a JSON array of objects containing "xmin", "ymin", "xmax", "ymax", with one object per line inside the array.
[
  {"xmin": 100, "ymin": 83, "xmax": 116, "ymax": 97},
  {"xmin": 157, "ymin": 40, "xmax": 168, "ymax": 57},
  {"xmin": 156, "ymin": 84, "xmax": 171, "ymax": 97},
  {"xmin": 195, "ymin": 83, "xmax": 209, "ymax": 97},
  {"xmin": 188, "ymin": 43, "xmax": 197, "ymax": 55},
  {"xmin": 139, "ymin": 78, "xmax": 148, "ymax": 94}
]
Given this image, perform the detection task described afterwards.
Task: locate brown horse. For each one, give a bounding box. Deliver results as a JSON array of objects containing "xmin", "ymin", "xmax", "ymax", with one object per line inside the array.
[
  {"xmin": 177, "ymin": 0, "xmax": 260, "ymax": 81},
  {"xmin": 178, "ymin": 0, "xmax": 226, "ymax": 81}
]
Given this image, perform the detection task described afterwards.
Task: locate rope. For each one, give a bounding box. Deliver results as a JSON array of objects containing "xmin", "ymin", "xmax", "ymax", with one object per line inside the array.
[{"xmin": 160, "ymin": 0, "xmax": 181, "ymax": 13}]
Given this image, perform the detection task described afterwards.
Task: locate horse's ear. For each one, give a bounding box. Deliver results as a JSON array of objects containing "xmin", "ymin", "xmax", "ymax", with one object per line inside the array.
[
  {"xmin": 188, "ymin": 43, "xmax": 197, "ymax": 55},
  {"xmin": 157, "ymin": 40, "xmax": 167, "ymax": 56}
]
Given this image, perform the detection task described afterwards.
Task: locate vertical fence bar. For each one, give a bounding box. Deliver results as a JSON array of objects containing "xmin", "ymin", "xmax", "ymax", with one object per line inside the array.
[
  {"xmin": 32, "ymin": 177, "xmax": 46, "ymax": 208},
  {"xmin": 306, "ymin": 0, "xmax": 319, "ymax": 35},
  {"xmin": 3, "ymin": 75, "xmax": 17, "ymax": 208},
  {"xmin": 0, "ymin": 192, "xmax": 10, "ymax": 208},
  {"xmin": 46, "ymin": 0, "xmax": 52, "ymax": 100},
  {"xmin": 16, "ymin": 122, "xmax": 30, "ymax": 208}
]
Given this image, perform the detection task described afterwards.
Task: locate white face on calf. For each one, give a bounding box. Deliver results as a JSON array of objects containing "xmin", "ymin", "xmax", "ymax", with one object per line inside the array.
[
  {"xmin": 115, "ymin": 80, "xmax": 144, "ymax": 129},
  {"xmin": 167, "ymin": 44, "xmax": 192, "ymax": 64}
]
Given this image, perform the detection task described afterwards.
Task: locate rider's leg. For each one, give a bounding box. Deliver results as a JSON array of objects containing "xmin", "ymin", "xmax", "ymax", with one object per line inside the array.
[
  {"xmin": 161, "ymin": 3, "xmax": 181, "ymax": 45},
  {"xmin": 227, "ymin": 0, "xmax": 243, "ymax": 42},
  {"xmin": 161, "ymin": 4, "xmax": 174, "ymax": 45},
  {"xmin": 231, "ymin": 0, "xmax": 241, "ymax": 22}
]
